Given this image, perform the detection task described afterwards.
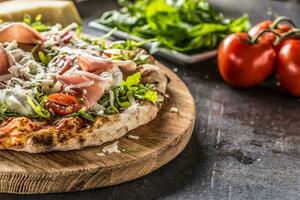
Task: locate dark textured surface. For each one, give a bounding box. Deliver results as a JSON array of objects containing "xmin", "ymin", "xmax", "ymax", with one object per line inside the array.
[{"xmin": 2, "ymin": 0, "xmax": 300, "ymax": 199}]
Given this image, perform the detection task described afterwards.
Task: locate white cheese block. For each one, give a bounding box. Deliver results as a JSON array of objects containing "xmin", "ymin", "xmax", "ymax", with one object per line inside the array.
[{"xmin": 0, "ymin": 0, "xmax": 82, "ymax": 26}]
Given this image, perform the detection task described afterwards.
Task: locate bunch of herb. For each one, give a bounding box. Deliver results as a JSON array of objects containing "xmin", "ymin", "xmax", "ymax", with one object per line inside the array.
[{"xmin": 98, "ymin": 0, "xmax": 250, "ymax": 54}]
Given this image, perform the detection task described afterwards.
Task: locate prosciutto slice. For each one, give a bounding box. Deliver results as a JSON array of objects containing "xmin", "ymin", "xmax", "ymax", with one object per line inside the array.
[
  {"xmin": 77, "ymin": 56, "xmax": 137, "ymax": 76},
  {"xmin": 57, "ymin": 73, "xmax": 105, "ymax": 109},
  {"xmin": 77, "ymin": 56, "xmax": 115, "ymax": 75},
  {"xmin": 0, "ymin": 23, "xmax": 44, "ymax": 45}
]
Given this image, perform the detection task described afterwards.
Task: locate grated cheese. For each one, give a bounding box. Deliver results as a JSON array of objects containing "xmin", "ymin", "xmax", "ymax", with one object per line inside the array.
[
  {"xmin": 170, "ymin": 107, "xmax": 179, "ymax": 113},
  {"xmin": 102, "ymin": 141, "xmax": 121, "ymax": 154},
  {"xmin": 128, "ymin": 135, "xmax": 139, "ymax": 140}
]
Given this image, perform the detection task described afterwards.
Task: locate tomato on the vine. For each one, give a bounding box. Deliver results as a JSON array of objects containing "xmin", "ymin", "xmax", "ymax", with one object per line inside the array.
[
  {"xmin": 277, "ymin": 39, "xmax": 300, "ymax": 96},
  {"xmin": 218, "ymin": 32, "xmax": 276, "ymax": 88},
  {"xmin": 45, "ymin": 93, "xmax": 81, "ymax": 115},
  {"xmin": 249, "ymin": 20, "xmax": 291, "ymax": 45}
]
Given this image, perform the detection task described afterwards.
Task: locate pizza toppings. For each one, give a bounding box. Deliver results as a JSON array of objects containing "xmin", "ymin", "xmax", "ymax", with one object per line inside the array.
[
  {"xmin": 77, "ymin": 56, "xmax": 115, "ymax": 75},
  {"xmin": 0, "ymin": 15, "xmax": 161, "ymax": 124},
  {"xmin": 45, "ymin": 93, "xmax": 81, "ymax": 115},
  {"xmin": 57, "ymin": 73, "xmax": 106, "ymax": 109},
  {"xmin": 48, "ymin": 55, "xmax": 74, "ymax": 75}
]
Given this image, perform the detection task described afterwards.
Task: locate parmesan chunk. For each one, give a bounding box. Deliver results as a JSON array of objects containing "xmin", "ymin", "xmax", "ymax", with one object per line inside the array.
[
  {"xmin": 170, "ymin": 107, "xmax": 179, "ymax": 113},
  {"xmin": 128, "ymin": 135, "xmax": 139, "ymax": 140},
  {"xmin": 102, "ymin": 141, "xmax": 121, "ymax": 154},
  {"xmin": 0, "ymin": 0, "xmax": 82, "ymax": 26}
]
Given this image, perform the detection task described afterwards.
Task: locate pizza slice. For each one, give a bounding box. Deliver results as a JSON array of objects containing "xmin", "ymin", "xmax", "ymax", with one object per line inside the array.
[{"xmin": 0, "ymin": 16, "xmax": 168, "ymax": 153}]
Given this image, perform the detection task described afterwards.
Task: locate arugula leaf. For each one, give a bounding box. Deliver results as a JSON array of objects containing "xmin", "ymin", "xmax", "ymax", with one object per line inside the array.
[
  {"xmin": 123, "ymin": 72, "xmax": 141, "ymax": 90},
  {"xmin": 133, "ymin": 53, "xmax": 150, "ymax": 65},
  {"xmin": 38, "ymin": 51, "xmax": 53, "ymax": 66},
  {"xmin": 66, "ymin": 108, "xmax": 95, "ymax": 121},
  {"xmin": 0, "ymin": 103, "xmax": 8, "ymax": 121},
  {"xmin": 26, "ymin": 87, "xmax": 52, "ymax": 119},
  {"xmin": 100, "ymin": 72, "xmax": 158, "ymax": 114},
  {"xmin": 27, "ymin": 96, "xmax": 51, "ymax": 119},
  {"xmin": 144, "ymin": 90, "xmax": 158, "ymax": 103},
  {"xmin": 0, "ymin": 102, "xmax": 22, "ymax": 121}
]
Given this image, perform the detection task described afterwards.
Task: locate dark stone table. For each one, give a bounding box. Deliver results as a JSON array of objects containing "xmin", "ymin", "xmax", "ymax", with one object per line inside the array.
[{"xmin": 2, "ymin": 0, "xmax": 300, "ymax": 199}]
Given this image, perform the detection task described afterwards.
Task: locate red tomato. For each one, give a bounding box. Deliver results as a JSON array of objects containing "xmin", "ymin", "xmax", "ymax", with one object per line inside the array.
[
  {"xmin": 249, "ymin": 20, "xmax": 291, "ymax": 45},
  {"xmin": 45, "ymin": 93, "xmax": 81, "ymax": 115},
  {"xmin": 218, "ymin": 33, "xmax": 276, "ymax": 88},
  {"xmin": 48, "ymin": 55, "xmax": 73, "ymax": 75},
  {"xmin": 277, "ymin": 39, "xmax": 300, "ymax": 96}
]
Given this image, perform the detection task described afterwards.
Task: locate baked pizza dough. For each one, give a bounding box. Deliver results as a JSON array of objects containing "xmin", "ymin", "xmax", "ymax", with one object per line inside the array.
[{"xmin": 0, "ymin": 21, "xmax": 168, "ymax": 153}]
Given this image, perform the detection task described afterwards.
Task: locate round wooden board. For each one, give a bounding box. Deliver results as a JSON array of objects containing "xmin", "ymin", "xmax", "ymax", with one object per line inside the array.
[{"xmin": 0, "ymin": 62, "xmax": 196, "ymax": 194}]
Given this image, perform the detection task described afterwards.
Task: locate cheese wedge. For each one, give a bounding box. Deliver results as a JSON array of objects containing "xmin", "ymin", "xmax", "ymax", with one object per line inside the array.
[{"xmin": 0, "ymin": 0, "xmax": 82, "ymax": 26}]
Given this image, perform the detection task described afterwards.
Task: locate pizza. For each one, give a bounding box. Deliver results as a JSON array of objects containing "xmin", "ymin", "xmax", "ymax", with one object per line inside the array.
[{"xmin": 0, "ymin": 16, "xmax": 168, "ymax": 153}]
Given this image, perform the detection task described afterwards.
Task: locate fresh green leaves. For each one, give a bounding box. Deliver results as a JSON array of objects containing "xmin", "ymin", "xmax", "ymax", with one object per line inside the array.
[
  {"xmin": 144, "ymin": 90, "xmax": 158, "ymax": 103},
  {"xmin": 23, "ymin": 14, "xmax": 50, "ymax": 32},
  {"xmin": 27, "ymin": 96, "xmax": 51, "ymax": 119},
  {"xmin": 100, "ymin": 72, "xmax": 158, "ymax": 114},
  {"xmin": 0, "ymin": 103, "xmax": 21, "ymax": 121},
  {"xmin": 123, "ymin": 72, "xmax": 141, "ymax": 89},
  {"xmin": 0, "ymin": 103, "xmax": 8, "ymax": 121},
  {"xmin": 98, "ymin": 0, "xmax": 250, "ymax": 54},
  {"xmin": 27, "ymin": 87, "xmax": 51, "ymax": 119},
  {"xmin": 38, "ymin": 51, "xmax": 53, "ymax": 66},
  {"xmin": 64, "ymin": 108, "xmax": 95, "ymax": 122}
]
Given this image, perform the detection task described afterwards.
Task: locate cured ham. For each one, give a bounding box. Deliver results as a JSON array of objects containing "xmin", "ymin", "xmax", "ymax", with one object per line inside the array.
[
  {"xmin": 77, "ymin": 56, "xmax": 137, "ymax": 76},
  {"xmin": 57, "ymin": 73, "xmax": 105, "ymax": 109},
  {"xmin": 113, "ymin": 60, "xmax": 137, "ymax": 77},
  {"xmin": 77, "ymin": 56, "xmax": 115, "ymax": 75},
  {"xmin": 0, "ymin": 23, "xmax": 44, "ymax": 45},
  {"xmin": 0, "ymin": 45, "xmax": 9, "ymax": 75}
]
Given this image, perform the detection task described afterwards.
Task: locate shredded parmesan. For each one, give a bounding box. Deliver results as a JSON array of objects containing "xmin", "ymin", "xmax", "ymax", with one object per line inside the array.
[
  {"xmin": 128, "ymin": 135, "xmax": 139, "ymax": 140},
  {"xmin": 102, "ymin": 141, "xmax": 121, "ymax": 154},
  {"xmin": 170, "ymin": 107, "xmax": 179, "ymax": 113}
]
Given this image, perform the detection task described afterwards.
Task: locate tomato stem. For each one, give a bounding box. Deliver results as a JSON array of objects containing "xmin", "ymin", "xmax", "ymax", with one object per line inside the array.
[
  {"xmin": 250, "ymin": 29, "xmax": 281, "ymax": 44},
  {"xmin": 273, "ymin": 28, "xmax": 300, "ymax": 45},
  {"xmin": 270, "ymin": 16, "xmax": 297, "ymax": 29}
]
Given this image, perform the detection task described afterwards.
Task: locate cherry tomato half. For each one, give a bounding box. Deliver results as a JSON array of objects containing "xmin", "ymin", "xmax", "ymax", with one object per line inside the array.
[
  {"xmin": 277, "ymin": 39, "xmax": 300, "ymax": 96},
  {"xmin": 249, "ymin": 20, "xmax": 291, "ymax": 45},
  {"xmin": 218, "ymin": 33, "xmax": 276, "ymax": 88},
  {"xmin": 45, "ymin": 93, "xmax": 81, "ymax": 115}
]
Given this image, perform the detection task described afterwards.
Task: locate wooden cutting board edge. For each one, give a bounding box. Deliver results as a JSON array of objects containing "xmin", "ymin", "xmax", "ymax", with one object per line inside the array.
[{"xmin": 0, "ymin": 61, "xmax": 196, "ymax": 194}]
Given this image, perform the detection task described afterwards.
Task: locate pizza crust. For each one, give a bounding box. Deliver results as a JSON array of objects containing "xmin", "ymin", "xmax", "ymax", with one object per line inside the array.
[{"xmin": 0, "ymin": 64, "xmax": 168, "ymax": 153}]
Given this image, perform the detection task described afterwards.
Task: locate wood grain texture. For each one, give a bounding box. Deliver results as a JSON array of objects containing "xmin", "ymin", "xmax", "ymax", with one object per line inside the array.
[{"xmin": 0, "ymin": 62, "xmax": 196, "ymax": 194}]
